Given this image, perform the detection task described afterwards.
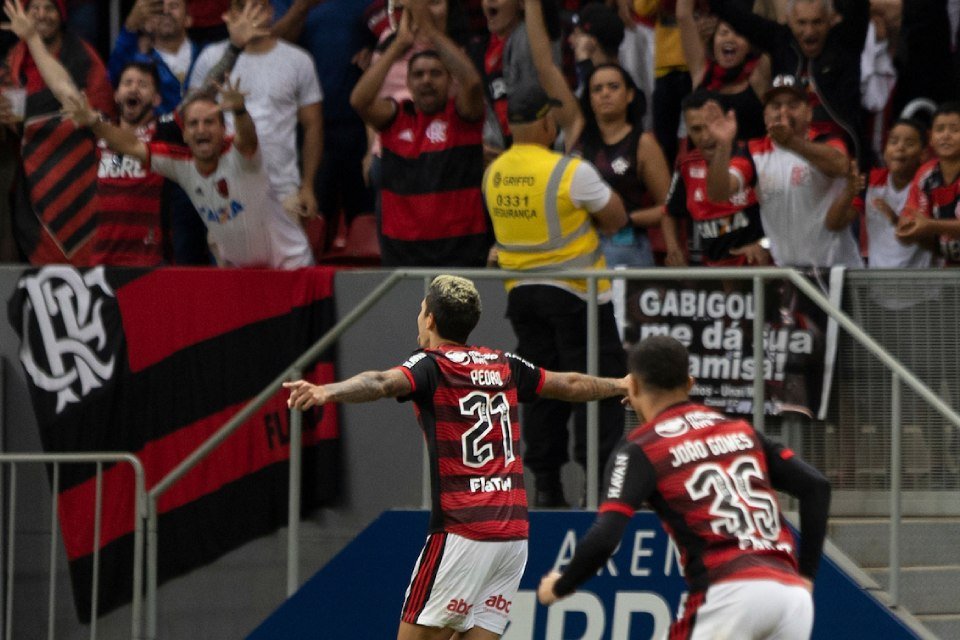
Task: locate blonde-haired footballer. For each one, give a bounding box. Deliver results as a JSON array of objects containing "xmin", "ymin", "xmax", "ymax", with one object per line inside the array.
[{"xmin": 286, "ymin": 275, "xmax": 629, "ymax": 640}]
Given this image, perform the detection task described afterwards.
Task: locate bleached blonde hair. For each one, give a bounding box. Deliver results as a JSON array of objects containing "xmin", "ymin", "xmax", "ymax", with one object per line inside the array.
[{"xmin": 425, "ymin": 276, "xmax": 481, "ymax": 343}]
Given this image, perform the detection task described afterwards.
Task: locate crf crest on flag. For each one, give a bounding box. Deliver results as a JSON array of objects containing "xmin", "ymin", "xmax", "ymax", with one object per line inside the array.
[{"xmin": 7, "ymin": 265, "xmax": 340, "ymax": 621}]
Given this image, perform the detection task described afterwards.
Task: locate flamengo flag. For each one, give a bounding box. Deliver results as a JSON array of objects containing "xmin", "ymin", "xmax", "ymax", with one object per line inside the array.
[{"xmin": 7, "ymin": 266, "xmax": 340, "ymax": 621}]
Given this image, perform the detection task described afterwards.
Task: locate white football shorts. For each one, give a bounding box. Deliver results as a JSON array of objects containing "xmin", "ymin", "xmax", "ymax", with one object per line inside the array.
[{"xmin": 400, "ymin": 532, "xmax": 527, "ymax": 635}]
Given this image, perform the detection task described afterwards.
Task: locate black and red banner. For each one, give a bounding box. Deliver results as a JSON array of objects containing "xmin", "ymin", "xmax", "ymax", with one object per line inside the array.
[
  {"xmin": 7, "ymin": 266, "xmax": 340, "ymax": 620},
  {"xmin": 625, "ymin": 268, "xmax": 844, "ymax": 419}
]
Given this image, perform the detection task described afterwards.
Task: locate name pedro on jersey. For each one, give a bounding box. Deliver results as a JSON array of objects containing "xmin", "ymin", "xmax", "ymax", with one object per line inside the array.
[
  {"xmin": 668, "ymin": 432, "xmax": 755, "ymax": 467},
  {"xmin": 470, "ymin": 370, "xmax": 503, "ymax": 386}
]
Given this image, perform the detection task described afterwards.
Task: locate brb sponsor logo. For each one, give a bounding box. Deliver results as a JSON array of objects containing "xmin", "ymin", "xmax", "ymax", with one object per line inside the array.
[{"xmin": 16, "ymin": 266, "xmax": 116, "ymax": 413}]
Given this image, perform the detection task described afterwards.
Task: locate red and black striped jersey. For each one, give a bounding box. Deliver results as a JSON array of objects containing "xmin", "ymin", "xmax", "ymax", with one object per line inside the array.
[
  {"xmin": 397, "ymin": 345, "xmax": 544, "ymax": 541},
  {"xmin": 92, "ymin": 122, "xmax": 165, "ymax": 266},
  {"xmin": 379, "ymin": 98, "xmax": 489, "ymax": 266},
  {"xmin": 602, "ymin": 401, "xmax": 805, "ymax": 592},
  {"xmin": 666, "ymin": 144, "xmax": 763, "ymax": 265},
  {"xmin": 904, "ymin": 158, "xmax": 960, "ymax": 266},
  {"xmin": 1, "ymin": 33, "xmax": 115, "ymax": 266}
]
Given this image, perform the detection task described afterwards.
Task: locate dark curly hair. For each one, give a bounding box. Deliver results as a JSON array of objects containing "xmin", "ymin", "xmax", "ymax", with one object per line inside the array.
[{"xmin": 628, "ymin": 336, "xmax": 690, "ymax": 391}]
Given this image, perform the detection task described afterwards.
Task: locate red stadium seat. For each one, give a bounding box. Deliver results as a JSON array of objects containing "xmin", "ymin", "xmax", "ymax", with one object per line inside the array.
[{"xmin": 318, "ymin": 213, "xmax": 381, "ymax": 266}]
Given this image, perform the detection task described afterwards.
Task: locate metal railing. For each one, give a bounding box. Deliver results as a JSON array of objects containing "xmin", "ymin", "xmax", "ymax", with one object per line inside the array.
[
  {"xmin": 130, "ymin": 266, "xmax": 960, "ymax": 634},
  {"xmin": 0, "ymin": 452, "xmax": 146, "ymax": 640}
]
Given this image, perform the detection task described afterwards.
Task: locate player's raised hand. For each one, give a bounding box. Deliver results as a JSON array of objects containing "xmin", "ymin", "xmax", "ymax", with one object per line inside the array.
[{"xmin": 284, "ymin": 379, "xmax": 330, "ymax": 410}]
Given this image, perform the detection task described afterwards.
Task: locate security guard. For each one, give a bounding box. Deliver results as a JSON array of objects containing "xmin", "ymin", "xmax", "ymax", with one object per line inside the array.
[{"xmin": 483, "ymin": 83, "xmax": 627, "ymax": 507}]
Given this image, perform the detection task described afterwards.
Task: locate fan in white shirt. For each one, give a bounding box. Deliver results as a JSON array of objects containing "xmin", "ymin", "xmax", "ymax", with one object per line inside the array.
[
  {"xmin": 62, "ymin": 82, "xmax": 314, "ymax": 269},
  {"xmin": 704, "ymin": 76, "xmax": 864, "ymax": 269}
]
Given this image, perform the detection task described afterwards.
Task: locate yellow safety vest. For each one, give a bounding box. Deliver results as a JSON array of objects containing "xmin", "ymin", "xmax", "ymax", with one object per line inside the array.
[{"xmin": 483, "ymin": 144, "xmax": 609, "ymax": 294}]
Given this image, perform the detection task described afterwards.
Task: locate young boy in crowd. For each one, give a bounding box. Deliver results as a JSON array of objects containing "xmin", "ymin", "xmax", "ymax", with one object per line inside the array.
[
  {"xmin": 827, "ymin": 118, "xmax": 933, "ymax": 267},
  {"xmin": 896, "ymin": 103, "xmax": 960, "ymax": 266}
]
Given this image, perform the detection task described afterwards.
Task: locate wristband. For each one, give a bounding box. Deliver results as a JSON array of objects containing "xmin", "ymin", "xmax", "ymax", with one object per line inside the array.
[
  {"xmin": 233, "ymin": 106, "xmax": 247, "ymax": 116},
  {"xmin": 228, "ymin": 43, "xmax": 242, "ymax": 55}
]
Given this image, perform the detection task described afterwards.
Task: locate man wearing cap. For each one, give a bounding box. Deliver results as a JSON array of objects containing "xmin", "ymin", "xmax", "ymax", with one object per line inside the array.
[
  {"xmin": 704, "ymin": 74, "xmax": 863, "ymax": 268},
  {"xmin": 350, "ymin": 0, "xmax": 490, "ymax": 267},
  {"xmin": 482, "ymin": 82, "xmax": 627, "ymax": 508},
  {"xmin": 0, "ymin": 0, "xmax": 114, "ymax": 265},
  {"xmin": 707, "ymin": 0, "xmax": 869, "ymax": 167}
]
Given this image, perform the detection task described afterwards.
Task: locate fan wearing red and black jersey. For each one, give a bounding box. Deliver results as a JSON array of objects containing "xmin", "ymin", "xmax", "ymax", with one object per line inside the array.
[
  {"xmin": 285, "ymin": 275, "xmax": 629, "ymax": 640},
  {"xmin": 538, "ymin": 336, "xmax": 831, "ymax": 640}
]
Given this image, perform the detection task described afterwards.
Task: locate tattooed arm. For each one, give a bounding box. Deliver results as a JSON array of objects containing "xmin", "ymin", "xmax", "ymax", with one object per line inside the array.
[
  {"xmin": 284, "ymin": 369, "xmax": 412, "ymax": 410},
  {"xmin": 539, "ymin": 372, "xmax": 629, "ymax": 403}
]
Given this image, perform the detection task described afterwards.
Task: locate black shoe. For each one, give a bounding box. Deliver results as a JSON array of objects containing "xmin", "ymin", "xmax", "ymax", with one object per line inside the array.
[{"xmin": 533, "ymin": 488, "xmax": 569, "ymax": 509}]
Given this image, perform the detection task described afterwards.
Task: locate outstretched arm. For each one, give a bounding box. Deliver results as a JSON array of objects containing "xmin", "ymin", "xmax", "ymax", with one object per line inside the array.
[
  {"xmin": 539, "ymin": 371, "xmax": 629, "ymax": 402},
  {"xmin": 770, "ymin": 124, "xmax": 848, "ymax": 178},
  {"xmin": 539, "ymin": 442, "xmax": 656, "ymax": 604},
  {"xmin": 63, "ymin": 93, "xmax": 149, "ymax": 162},
  {"xmin": 539, "ymin": 511, "xmax": 630, "ymax": 603},
  {"xmin": 284, "ymin": 369, "xmax": 412, "ymax": 409}
]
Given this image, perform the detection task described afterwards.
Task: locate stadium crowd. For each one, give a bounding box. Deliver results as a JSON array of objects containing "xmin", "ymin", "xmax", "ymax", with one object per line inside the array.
[{"xmin": 0, "ymin": 0, "xmax": 958, "ymax": 270}]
